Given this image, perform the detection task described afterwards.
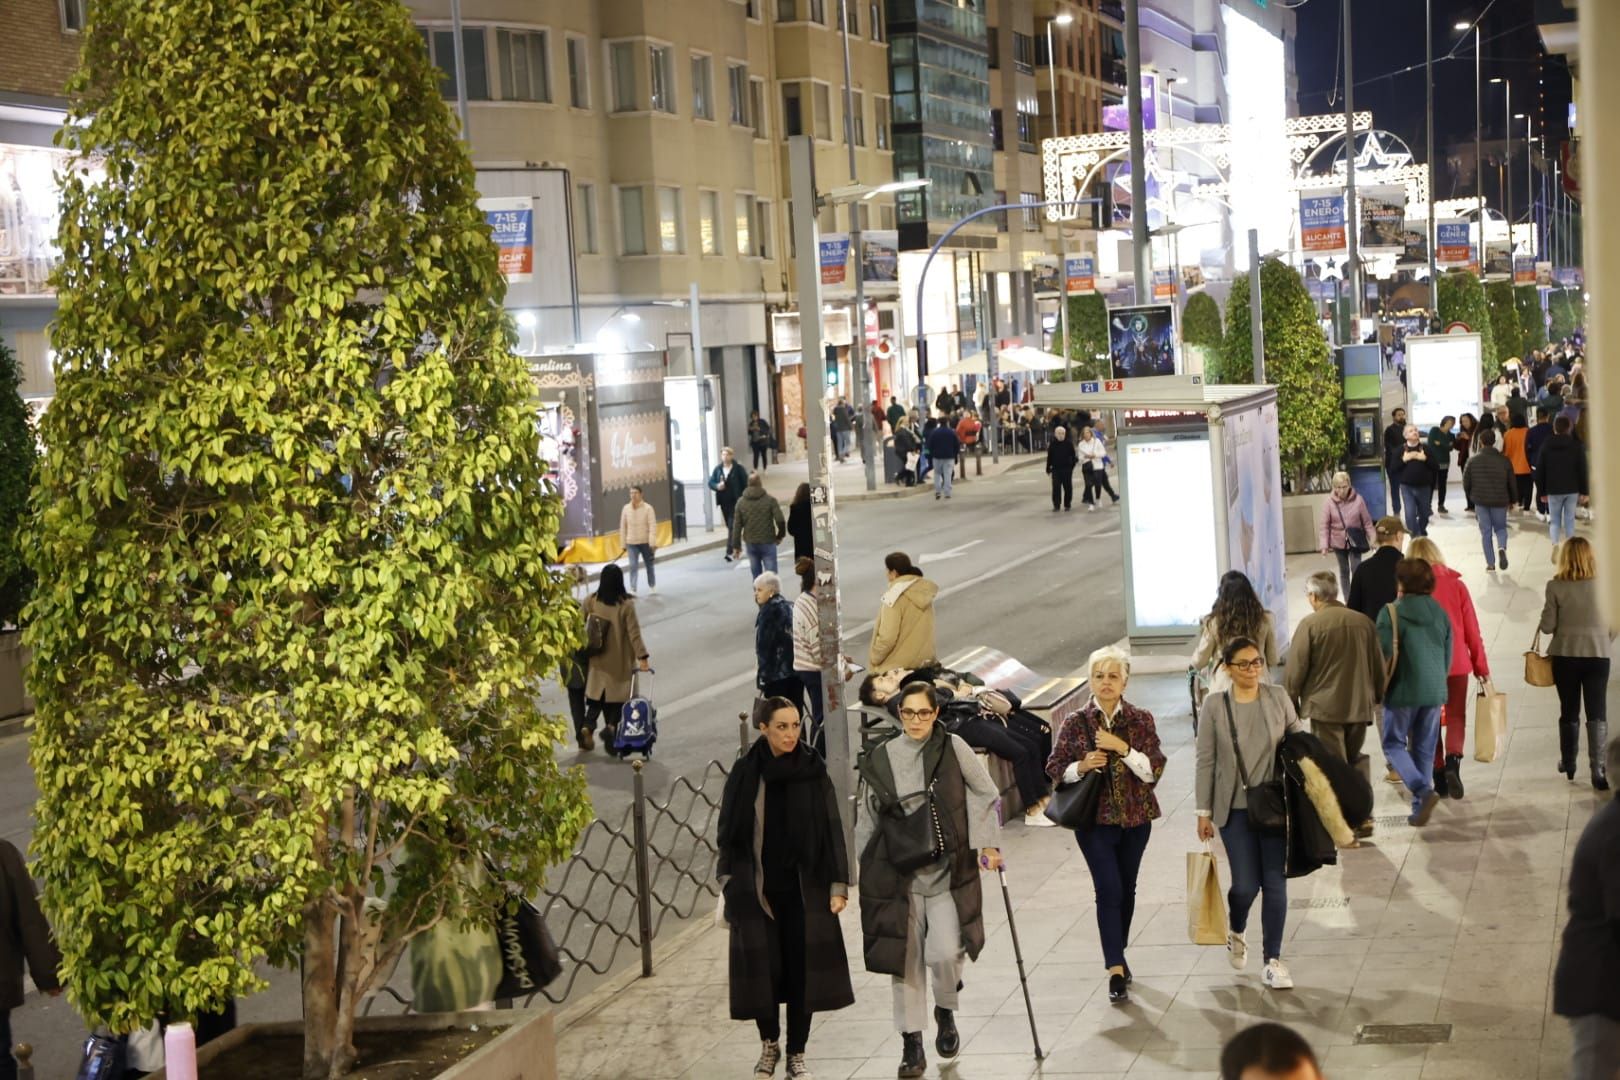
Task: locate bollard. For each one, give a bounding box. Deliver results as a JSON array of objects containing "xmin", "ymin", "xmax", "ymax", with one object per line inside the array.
[
  {"xmin": 738, "ymin": 712, "xmax": 750, "ymax": 754},
  {"xmin": 630, "ymin": 760, "xmax": 654, "ymax": 978},
  {"xmin": 14, "ymin": 1043, "xmax": 33, "ymax": 1080},
  {"xmin": 975, "ymin": 442, "xmax": 983, "ymax": 476}
]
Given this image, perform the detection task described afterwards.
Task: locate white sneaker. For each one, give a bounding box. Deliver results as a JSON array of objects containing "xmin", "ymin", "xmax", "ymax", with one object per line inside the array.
[
  {"xmin": 754, "ymin": 1040, "xmax": 782, "ymax": 1079},
  {"xmin": 1227, "ymin": 931, "xmax": 1247, "ymax": 970},
  {"xmin": 1262, "ymin": 958, "xmax": 1294, "ymax": 989},
  {"xmin": 1024, "ymin": 810, "xmax": 1058, "ymax": 828},
  {"xmin": 785, "ymin": 1053, "xmax": 813, "ymax": 1080}
]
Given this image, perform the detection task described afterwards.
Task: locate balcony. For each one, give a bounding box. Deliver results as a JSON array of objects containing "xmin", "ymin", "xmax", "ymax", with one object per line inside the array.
[
  {"xmin": 1099, "ymin": 1, "xmax": 1124, "ymax": 24},
  {"xmin": 1103, "ymin": 57, "xmax": 1127, "ymax": 87}
]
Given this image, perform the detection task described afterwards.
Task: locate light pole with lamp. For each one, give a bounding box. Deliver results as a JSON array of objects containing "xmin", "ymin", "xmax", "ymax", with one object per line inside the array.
[
  {"xmin": 1045, "ymin": 11, "xmax": 1075, "ymax": 376},
  {"xmin": 837, "ymin": 0, "xmax": 879, "ymax": 491},
  {"xmin": 1491, "ymin": 78, "xmax": 1512, "ymax": 261},
  {"xmin": 1455, "ymin": 21, "xmax": 1483, "ymax": 239}
]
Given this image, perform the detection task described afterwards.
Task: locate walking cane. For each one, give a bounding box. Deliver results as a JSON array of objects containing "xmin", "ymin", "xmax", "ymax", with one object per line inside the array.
[{"xmin": 996, "ymin": 864, "xmax": 1044, "ymax": 1060}]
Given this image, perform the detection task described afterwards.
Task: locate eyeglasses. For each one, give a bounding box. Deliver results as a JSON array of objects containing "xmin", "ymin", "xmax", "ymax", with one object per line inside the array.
[
  {"xmin": 1227, "ymin": 658, "xmax": 1265, "ymax": 671},
  {"xmin": 898, "ymin": 708, "xmax": 935, "ymax": 721}
]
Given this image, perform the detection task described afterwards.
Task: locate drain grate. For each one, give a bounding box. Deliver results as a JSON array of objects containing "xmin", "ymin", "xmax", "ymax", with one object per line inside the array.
[
  {"xmin": 1376, "ymin": 814, "xmax": 1415, "ymax": 827},
  {"xmin": 1288, "ymin": 896, "xmax": 1351, "ymax": 910},
  {"xmin": 1355, "ymin": 1023, "xmax": 1453, "ymax": 1046}
]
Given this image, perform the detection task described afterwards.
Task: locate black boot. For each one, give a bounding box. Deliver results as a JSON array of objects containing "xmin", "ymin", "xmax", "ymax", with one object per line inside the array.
[
  {"xmin": 1560, "ymin": 721, "xmax": 1581, "ymax": 780},
  {"xmin": 1588, "ymin": 721, "xmax": 1610, "ymax": 791},
  {"xmin": 1445, "ymin": 755, "xmax": 1465, "ymax": 799},
  {"xmin": 933, "ymin": 1006, "xmax": 960, "ymax": 1059},
  {"xmin": 1432, "ymin": 766, "xmax": 1449, "ymax": 799},
  {"xmin": 898, "ymin": 1032, "xmax": 926, "ymax": 1078}
]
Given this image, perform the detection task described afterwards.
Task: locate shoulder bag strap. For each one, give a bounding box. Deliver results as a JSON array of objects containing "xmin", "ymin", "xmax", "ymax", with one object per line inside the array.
[
  {"xmin": 1222, "ymin": 693, "xmax": 1255, "ymax": 789},
  {"xmin": 1388, "ymin": 601, "xmax": 1400, "ymax": 658}
]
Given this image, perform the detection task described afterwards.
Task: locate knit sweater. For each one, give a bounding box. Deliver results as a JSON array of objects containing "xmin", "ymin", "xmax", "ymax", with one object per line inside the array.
[{"xmin": 792, "ymin": 591, "xmax": 822, "ymax": 671}]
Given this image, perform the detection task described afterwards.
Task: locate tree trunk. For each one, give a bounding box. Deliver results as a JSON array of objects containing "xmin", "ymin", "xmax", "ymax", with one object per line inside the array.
[
  {"xmin": 302, "ymin": 904, "xmax": 339, "ymax": 1080},
  {"xmin": 327, "ymin": 897, "xmax": 365, "ymax": 1079}
]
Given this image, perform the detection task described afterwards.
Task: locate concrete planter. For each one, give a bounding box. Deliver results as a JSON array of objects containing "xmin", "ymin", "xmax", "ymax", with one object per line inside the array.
[
  {"xmin": 1282, "ymin": 492, "xmax": 1329, "ymax": 555},
  {"xmin": 0, "ymin": 631, "xmax": 31, "ymax": 721},
  {"xmin": 147, "ymin": 1008, "xmax": 557, "ymax": 1080}
]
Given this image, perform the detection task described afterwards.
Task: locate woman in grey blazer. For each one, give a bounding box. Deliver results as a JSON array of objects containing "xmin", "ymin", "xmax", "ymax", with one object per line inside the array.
[
  {"xmin": 1195, "ymin": 638, "xmax": 1306, "ymax": 991},
  {"xmin": 1540, "ymin": 537, "xmax": 1611, "ymax": 790}
]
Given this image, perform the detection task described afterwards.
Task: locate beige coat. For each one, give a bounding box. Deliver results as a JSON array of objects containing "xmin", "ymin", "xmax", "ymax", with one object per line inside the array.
[
  {"xmin": 868, "ymin": 575, "xmax": 939, "ymax": 673},
  {"xmin": 619, "ymin": 501, "xmax": 658, "ymax": 546},
  {"xmin": 584, "ymin": 596, "xmax": 649, "ymax": 702}
]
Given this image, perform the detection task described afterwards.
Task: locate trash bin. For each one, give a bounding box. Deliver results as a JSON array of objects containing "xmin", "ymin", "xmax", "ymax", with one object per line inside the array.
[
  {"xmin": 882, "ymin": 437, "xmax": 902, "ymax": 484},
  {"xmin": 671, "ymin": 480, "xmax": 687, "ymax": 542}
]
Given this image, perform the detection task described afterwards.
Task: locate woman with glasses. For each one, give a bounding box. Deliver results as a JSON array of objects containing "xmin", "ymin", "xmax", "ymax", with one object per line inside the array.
[
  {"xmin": 1045, "ymin": 645, "xmax": 1166, "ymax": 1005},
  {"xmin": 855, "ymin": 683, "xmax": 1003, "ymax": 1080},
  {"xmin": 1196, "ymin": 638, "xmax": 1305, "ymax": 992}
]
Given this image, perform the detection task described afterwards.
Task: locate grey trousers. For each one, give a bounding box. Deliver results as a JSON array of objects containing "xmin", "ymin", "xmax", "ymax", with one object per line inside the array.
[
  {"xmin": 1310, "ymin": 719, "xmax": 1368, "ymax": 766},
  {"xmin": 1570, "ymin": 1014, "xmax": 1620, "ymax": 1080},
  {"xmin": 891, "ymin": 890, "xmax": 964, "ymax": 1034}
]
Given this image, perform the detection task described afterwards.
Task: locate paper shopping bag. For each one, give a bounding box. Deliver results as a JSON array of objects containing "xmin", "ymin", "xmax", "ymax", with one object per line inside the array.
[
  {"xmin": 1186, "ymin": 844, "xmax": 1228, "ymax": 945},
  {"xmin": 1474, "ymin": 679, "xmax": 1508, "ymax": 763}
]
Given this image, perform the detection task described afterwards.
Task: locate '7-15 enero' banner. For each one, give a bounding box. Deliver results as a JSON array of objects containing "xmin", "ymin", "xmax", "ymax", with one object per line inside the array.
[
  {"xmin": 1435, "ymin": 220, "xmax": 1472, "ymax": 267},
  {"xmin": 1299, "ymin": 191, "xmax": 1346, "ymax": 254}
]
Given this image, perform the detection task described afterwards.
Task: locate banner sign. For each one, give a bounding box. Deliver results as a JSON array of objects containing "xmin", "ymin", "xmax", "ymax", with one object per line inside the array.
[
  {"xmin": 1535, "ymin": 261, "xmax": 1553, "ymax": 287},
  {"xmin": 1032, "ymin": 258, "xmax": 1061, "ymax": 296},
  {"xmin": 1483, "ymin": 239, "xmax": 1512, "ymax": 281},
  {"xmin": 819, "ymin": 234, "xmax": 850, "ymax": 286},
  {"xmin": 1400, "ymin": 220, "xmax": 1429, "ymax": 265},
  {"xmin": 1513, "ymin": 256, "xmax": 1535, "ymax": 285},
  {"xmin": 1359, "ymin": 185, "xmax": 1406, "ymax": 252},
  {"xmin": 1152, "ymin": 267, "xmax": 1176, "ymax": 300},
  {"xmin": 1298, "ymin": 191, "xmax": 1346, "ymax": 254},
  {"xmin": 861, "ymin": 230, "xmax": 899, "ymax": 285},
  {"xmin": 483, "ymin": 198, "xmax": 534, "ymax": 282},
  {"xmin": 1435, "ymin": 220, "xmax": 1472, "ymax": 266},
  {"xmin": 1066, "ymin": 256, "xmax": 1096, "ymax": 294}
]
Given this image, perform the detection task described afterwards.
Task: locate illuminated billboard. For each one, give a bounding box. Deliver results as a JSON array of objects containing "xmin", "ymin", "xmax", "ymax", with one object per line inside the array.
[
  {"xmin": 1222, "ymin": 8, "xmax": 1288, "ymax": 270},
  {"xmin": 1406, "ymin": 334, "xmax": 1483, "ymax": 432},
  {"xmin": 1121, "ymin": 433, "xmax": 1219, "ymax": 635}
]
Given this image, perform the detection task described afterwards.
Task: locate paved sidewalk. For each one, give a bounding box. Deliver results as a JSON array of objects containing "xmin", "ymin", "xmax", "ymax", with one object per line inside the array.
[{"xmin": 554, "ymin": 507, "xmax": 1609, "ymax": 1079}]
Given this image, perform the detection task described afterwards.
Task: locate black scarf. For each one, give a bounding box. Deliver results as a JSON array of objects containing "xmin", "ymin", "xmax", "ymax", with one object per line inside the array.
[{"xmin": 720, "ymin": 737, "xmax": 834, "ymax": 881}]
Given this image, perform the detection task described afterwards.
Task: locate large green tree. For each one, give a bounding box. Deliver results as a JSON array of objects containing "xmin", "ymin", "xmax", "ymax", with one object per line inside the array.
[
  {"xmin": 25, "ymin": 2, "xmax": 590, "ymax": 1076},
  {"xmin": 1213, "ymin": 259, "xmax": 1345, "ymax": 489},
  {"xmin": 1437, "ymin": 269, "xmax": 1498, "ymax": 372},
  {"xmin": 1181, "ymin": 292, "xmax": 1223, "ymax": 373},
  {"xmin": 1484, "ymin": 280, "xmax": 1524, "ymax": 364},
  {"xmin": 1548, "ymin": 287, "xmax": 1583, "ymax": 342},
  {"xmin": 0, "ymin": 322, "xmax": 35, "ymax": 628},
  {"xmin": 1053, "ymin": 292, "xmax": 1110, "ymax": 381},
  {"xmin": 1514, "ymin": 284, "xmax": 1545, "ymax": 356}
]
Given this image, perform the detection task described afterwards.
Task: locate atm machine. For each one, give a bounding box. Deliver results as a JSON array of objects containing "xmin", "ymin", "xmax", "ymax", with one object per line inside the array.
[{"xmin": 1340, "ymin": 343, "xmax": 1388, "ymax": 515}]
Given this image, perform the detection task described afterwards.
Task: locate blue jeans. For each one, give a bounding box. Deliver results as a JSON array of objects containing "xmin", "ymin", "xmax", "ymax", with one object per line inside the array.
[
  {"xmin": 933, "ymin": 459, "xmax": 955, "ymax": 497},
  {"xmin": 746, "ymin": 541, "xmax": 778, "ymax": 579},
  {"xmin": 1219, "ymin": 809, "xmax": 1288, "ymax": 963},
  {"xmin": 1074, "ymin": 824, "xmax": 1152, "ymax": 970},
  {"xmin": 1382, "ymin": 704, "xmax": 1442, "ymax": 814},
  {"xmin": 1401, "ymin": 483, "xmax": 1432, "ymax": 536},
  {"xmin": 1475, "ymin": 505, "xmax": 1509, "ymax": 566},
  {"xmin": 625, "ymin": 542, "xmax": 655, "ymax": 590},
  {"xmin": 1548, "ymin": 493, "xmax": 1579, "ymax": 547}
]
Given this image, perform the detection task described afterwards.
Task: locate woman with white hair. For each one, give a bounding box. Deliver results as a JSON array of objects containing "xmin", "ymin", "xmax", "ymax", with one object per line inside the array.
[
  {"xmin": 755, "ymin": 571, "xmax": 804, "ymax": 715},
  {"xmin": 1317, "ymin": 471, "xmax": 1376, "ymax": 599},
  {"xmin": 1044, "ymin": 645, "xmax": 1166, "ymax": 1005}
]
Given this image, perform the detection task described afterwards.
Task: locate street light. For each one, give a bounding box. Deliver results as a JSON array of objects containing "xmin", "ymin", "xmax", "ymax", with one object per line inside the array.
[
  {"xmin": 1492, "ymin": 78, "xmax": 1511, "ymax": 257},
  {"xmin": 1045, "ymin": 10, "xmax": 1074, "ymax": 379}
]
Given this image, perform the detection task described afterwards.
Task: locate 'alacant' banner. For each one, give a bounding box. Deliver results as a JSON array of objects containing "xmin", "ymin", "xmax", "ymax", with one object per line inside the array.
[{"xmin": 1299, "ymin": 191, "xmax": 1347, "ymax": 254}]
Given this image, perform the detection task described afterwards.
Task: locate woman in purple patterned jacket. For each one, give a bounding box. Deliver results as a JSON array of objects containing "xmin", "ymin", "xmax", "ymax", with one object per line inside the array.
[{"xmin": 1045, "ymin": 645, "xmax": 1166, "ymax": 1006}]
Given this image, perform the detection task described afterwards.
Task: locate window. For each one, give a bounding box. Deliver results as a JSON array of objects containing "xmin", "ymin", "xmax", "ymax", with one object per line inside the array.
[
  {"xmin": 1021, "ymin": 192, "xmax": 1040, "ymax": 230},
  {"xmin": 750, "ymin": 78, "xmax": 769, "ymax": 138},
  {"xmin": 849, "ymin": 91, "xmax": 865, "ymax": 146},
  {"xmin": 781, "ymin": 83, "xmax": 804, "ymax": 137},
  {"xmin": 874, "ymin": 96, "xmax": 890, "ymax": 149},
  {"xmin": 1012, "ymin": 32, "xmax": 1035, "ymax": 74},
  {"xmin": 786, "ymin": 201, "xmax": 795, "ymax": 256},
  {"xmin": 497, "ymin": 29, "xmax": 550, "ymax": 103},
  {"xmin": 691, "ymin": 54, "xmax": 714, "ymax": 119},
  {"xmin": 609, "ymin": 41, "xmax": 638, "ymax": 111},
  {"xmin": 870, "ymin": 3, "xmax": 883, "ymax": 41},
  {"xmin": 576, "ymin": 184, "xmax": 599, "ymax": 254},
  {"xmin": 995, "ymin": 190, "xmax": 1009, "ymax": 233},
  {"xmin": 727, "ymin": 64, "xmax": 748, "ymax": 125},
  {"xmin": 567, "ymin": 36, "xmax": 590, "ymax": 108},
  {"xmin": 60, "ymin": 0, "xmax": 86, "ymax": 32},
  {"xmin": 747, "ymin": 0, "xmax": 760, "ymax": 17},
  {"xmin": 755, "ymin": 200, "xmax": 774, "ymax": 258},
  {"xmin": 649, "ymin": 45, "xmax": 675, "ymax": 113},
  {"xmin": 990, "ymin": 109, "xmax": 1003, "ymax": 151},
  {"xmin": 836, "ymin": 1, "xmax": 857, "ymax": 34},
  {"xmin": 810, "ymin": 0, "xmax": 826, "ymax": 24},
  {"xmin": 987, "ymin": 27, "xmax": 999, "ymax": 69},
  {"xmin": 1016, "ymin": 110, "xmax": 1035, "ymax": 151},
  {"xmin": 424, "ymin": 28, "xmax": 491, "ymax": 101},
  {"xmin": 735, "ymin": 194, "xmax": 754, "ymax": 256},
  {"xmin": 657, "ymin": 187, "xmax": 683, "ymax": 253},
  {"xmin": 699, "ymin": 191, "xmax": 722, "ymax": 254},
  {"xmin": 812, "ymin": 82, "xmax": 832, "ymax": 140},
  {"xmin": 776, "ymin": 0, "xmax": 795, "ymax": 20},
  {"xmin": 618, "ymin": 186, "xmax": 647, "ymax": 255}
]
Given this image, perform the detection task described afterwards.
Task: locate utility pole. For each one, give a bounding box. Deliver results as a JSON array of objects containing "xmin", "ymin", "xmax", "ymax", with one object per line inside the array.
[
  {"xmin": 788, "ymin": 135, "xmax": 855, "ymax": 866},
  {"xmin": 690, "ymin": 282, "xmax": 713, "ymax": 533},
  {"xmin": 838, "ymin": 0, "xmax": 878, "ymax": 491},
  {"xmin": 1425, "ymin": 0, "xmax": 1438, "ymax": 315},
  {"xmin": 1474, "ymin": 25, "xmax": 1483, "ymax": 263},
  {"xmin": 1124, "ymin": 0, "xmax": 1150, "ymax": 299},
  {"xmin": 1504, "ymin": 81, "xmax": 1513, "ymax": 261},
  {"xmin": 449, "ymin": 0, "xmax": 470, "ymax": 139},
  {"xmin": 1249, "ymin": 230, "xmax": 1266, "ymax": 383},
  {"xmin": 1343, "ymin": 0, "xmax": 1360, "ymax": 338},
  {"xmin": 1047, "ymin": 14, "xmax": 1073, "ymax": 380}
]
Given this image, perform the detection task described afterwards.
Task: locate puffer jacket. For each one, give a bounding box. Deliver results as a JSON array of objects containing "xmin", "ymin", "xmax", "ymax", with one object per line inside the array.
[
  {"xmin": 868, "ymin": 574, "xmax": 939, "ymax": 672},
  {"xmin": 731, "ymin": 486, "xmax": 785, "ymax": 546},
  {"xmin": 1462, "ymin": 445, "xmax": 1517, "ymax": 508}
]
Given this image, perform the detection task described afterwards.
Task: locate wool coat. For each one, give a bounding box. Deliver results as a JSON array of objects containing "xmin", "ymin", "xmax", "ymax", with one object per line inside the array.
[
  {"xmin": 583, "ymin": 595, "xmax": 648, "ymax": 702},
  {"xmin": 0, "ymin": 839, "xmax": 59, "ymax": 1011},
  {"xmin": 1284, "ymin": 601, "xmax": 1384, "ymax": 726}
]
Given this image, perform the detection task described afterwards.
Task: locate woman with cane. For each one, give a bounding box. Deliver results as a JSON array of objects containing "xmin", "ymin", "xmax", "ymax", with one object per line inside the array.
[{"xmin": 1045, "ymin": 645, "xmax": 1166, "ymax": 1005}]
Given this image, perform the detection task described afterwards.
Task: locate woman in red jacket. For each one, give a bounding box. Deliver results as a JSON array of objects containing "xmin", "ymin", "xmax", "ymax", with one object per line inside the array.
[{"xmin": 1408, "ymin": 539, "xmax": 1490, "ymax": 798}]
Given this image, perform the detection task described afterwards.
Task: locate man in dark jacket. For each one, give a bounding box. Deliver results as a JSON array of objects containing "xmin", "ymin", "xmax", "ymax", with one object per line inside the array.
[
  {"xmin": 1045, "ymin": 425, "xmax": 1078, "ymax": 511},
  {"xmin": 1526, "ymin": 407, "xmax": 1556, "ymax": 519},
  {"xmin": 753, "ymin": 572, "xmax": 802, "ymax": 709},
  {"xmin": 925, "ymin": 422, "xmax": 961, "ymax": 501},
  {"xmin": 709, "ymin": 447, "xmax": 750, "ymax": 562},
  {"xmin": 1, "ymin": 839, "xmax": 61, "ymax": 1073},
  {"xmin": 886, "ymin": 396, "xmax": 906, "ymax": 434},
  {"xmin": 1396, "ymin": 425, "xmax": 1434, "ymax": 537},
  {"xmin": 934, "ymin": 386, "xmax": 953, "ymax": 417},
  {"xmin": 1382, "ymin": 407, "xmax": 1408, "ymax": 517},
  {"xmin": 1553, "ymin": 736, "xmax": 1620, "ymax": 1079},
  {"xmin": 1425, "ymin": 417, "xmax": 1456, "ymax": 515},
  {"xmin": 831, "ymin": 399, "xmax": 855, "ymax": 462},
  {"xmin": 732, "ymin": 472, "xmax": 786, "ymax": 578},
  {"xmin": 1537, "ymin": 415, "xmax": 1590, "ymax": 548},
  {"xmin": 1347, "ymin": 516, "xmax": 1406, "ymax": 622},
  {"xmin": 1462, "ymin": 428, "xmax": 1518, "ymax": 571}
]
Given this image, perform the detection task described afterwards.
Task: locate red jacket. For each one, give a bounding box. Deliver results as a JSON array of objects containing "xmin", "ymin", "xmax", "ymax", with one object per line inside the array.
[
  {"xmin": 1430, "ymin": 564, "xmax": 1489, "ymax": 678},
  {"xmin": 955, "ymin": 416, "xmax": 981, "ymax": 446}
]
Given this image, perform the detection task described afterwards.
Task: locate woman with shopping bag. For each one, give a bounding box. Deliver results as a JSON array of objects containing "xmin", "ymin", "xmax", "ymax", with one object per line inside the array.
[
  {"xmin": 1195, "ymin": 638, "xmax": 1306, "ymax": 991},
  {"xmin": 1044, "ymin": 645, "xmax": 1166, "ymax": 1005},
  {"xmin": 1541, "ymin": 537, "xmax": 1611, "ymax": 790}
]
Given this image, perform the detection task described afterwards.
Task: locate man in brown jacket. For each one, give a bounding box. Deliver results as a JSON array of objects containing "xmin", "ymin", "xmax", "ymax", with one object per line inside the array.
[
  {"xmin": 1284, "ymin": 571, "xmax": 1384, "ymax": 835},
  {"xmin": 1, "ymin": 838, "xmax": 61, "ymax": 1076}
]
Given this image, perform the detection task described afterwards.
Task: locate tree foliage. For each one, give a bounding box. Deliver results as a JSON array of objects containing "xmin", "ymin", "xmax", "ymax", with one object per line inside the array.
[
  {"xmin": 1054, "ymin": 292, "xmax": 1110, "ymax": 381},
  {"xmin": 0, "ymin": 321, "xmax": 36, "ymax": 627},
  {"xmin": 1484, "ymin": 280, "xmax": 1523, "ymax": 364},
  {"xmin": 1513, "ymin": 284, "xmax": 1545, "ymax": 356},
  {"xmin": 1181, "ymin": 292, "xmax": 1223, "ymax": 351},
  {"xmin": 1436, "ymin": 270, "xmax": 1497, "ymax": 373},
  {"xmin": 25, "ymin": 2, "xmax": 590, "ymax": 1075},
  {"xmin": 1214, "ymin": 259, "xmax": 1345, "ymax": 489},
  {"xmin": 1548, "ymin": 287, "xmax": 1583, "ymax": 342}
]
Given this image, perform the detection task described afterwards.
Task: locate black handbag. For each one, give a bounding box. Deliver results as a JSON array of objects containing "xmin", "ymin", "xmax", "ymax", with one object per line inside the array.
[
  {"xmin": 492, "ymin": 894, "xmax": 564, "ymax": 1000},
  {"xmin": 1223, "ymin": 694, "xmax": 1288, "ymax": 835},
  {"xmin": 1334, "ymin": 501, "xmax": 1370, "ymax": 553},
  {"xmin": 881, "ymin": 777, "xmax": 948, "ymax": 873},
  {"xmin": 1044, "ymin": 768, "xmax": 1105, "ymax": 829}
]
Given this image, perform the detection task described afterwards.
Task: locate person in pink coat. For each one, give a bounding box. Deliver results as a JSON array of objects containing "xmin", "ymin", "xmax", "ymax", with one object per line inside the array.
[
  {"xmin": 1407, "ymin": 538, "xmax": 1490, "ymax": 800},
  {"xmin": 1318, "ymin": 472, "xmax": 1378, "ymax": 600}
]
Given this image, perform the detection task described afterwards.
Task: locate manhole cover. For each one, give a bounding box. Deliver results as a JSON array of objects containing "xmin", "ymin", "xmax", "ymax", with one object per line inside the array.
[
  {"xmin": 1355, "ymin": 1024, "xmax": 1453, "ymax": 1045},
  {"xmin": 1288, "ymin": 896, "xmax": 1351, "ymax": 910}
]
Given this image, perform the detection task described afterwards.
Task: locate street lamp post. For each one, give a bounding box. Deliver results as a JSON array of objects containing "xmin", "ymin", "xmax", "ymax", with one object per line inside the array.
[
  {"xmin": 1124, "ymin": 0, "xmax": 1149, "ymax": 298},
  {"xmin": 1046, "ymin": 12, "xmax": 1074, "ymax": 378},
  {"xmin": 1343, "ymin": 0, "xmax": 1360, "ymax": 330},
  {"xmin": 837, "ymin": 0, "xmax": 878, "ymax": 492},
  {"xmin": 1426, "ymin": 0, "xmax": 1437, "ymax": 314},
  {"xmin": 1496, "ymin": 79, "xmax": 1513, "ymax": 259},
  {"xmin": 1455, "ymin": 21, "xmax": 1483, "ymax": 263}
]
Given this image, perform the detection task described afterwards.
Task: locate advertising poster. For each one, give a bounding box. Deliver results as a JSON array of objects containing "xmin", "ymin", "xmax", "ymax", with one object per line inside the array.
[
  {"xmin": 1108, "ymin": 304, "xmax": 1177, "ymax": 379},
  {"xmin": 1221, "ymin": 402, "xmax": 1289, "ymax": 650},
  {"xmin": 819, "ymin": 234, "xmax": 850, "ymax": 286},
  {"xmin": 861, "ymin": 230, "xmax": 899, "ymax": 285},
  {"xmin": 1121, "ymin": 434, "xmax": 1218, "ymax": 634},
  {"xmin": 1513, "ymin": 257, "xmax": 1536, "ymax": 285},
  {"xmin": 1103, "ymin": 73, "xmax": 1158, "ymax": 132},
  {"xmin": 1032, "ymin": 258, "xmax": 1062, "ymax": 297},
  {"xmin": 1483, "ymin": 239, "xmax": 1512, "ymax": 280},
  {"xmin": 528, "ymin": 355, "xmax": 593, "ymax": 543},
  {"xmin": 1298, "ymin": 191, "xmax": 1347, "ymax": 254},
  {"xmin": 1399, "ymin": 220, "xmax": 1430, "ymax": 265},
  {"xmin": 1435, "ymin": 220, "xmax": 1472, "ymax": 266},
  {"xmin": 1358, "ymin": 185, "xmax": 1407, "ymax": 252},
  {"xmin": 1405, "ymin": 334, "xmax": 1483, "ymax": 431},
  {"xmin": 482, "ymin": 198, "xmax": 535, "ymax": 282},
  {"xmin": 1152, "ymin": 268, "xmax": 1176, "ymax": 300},
  {"xmin": 1535, "ymin": 261, "xmax": 1553, "ymax": 287},
  {"xmin": 1066, "ymin": 255, "xmax": 1096, "ymax": 294}
]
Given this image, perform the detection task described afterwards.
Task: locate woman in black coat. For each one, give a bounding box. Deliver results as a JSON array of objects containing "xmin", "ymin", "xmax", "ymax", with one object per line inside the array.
[
  {"xmin": 787, "ymin": 482, "xmax": 814, "ymax": 562},
  {"xmin": 717, "ymin": 697, "xmax": 854, "ymax": 1079}
]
